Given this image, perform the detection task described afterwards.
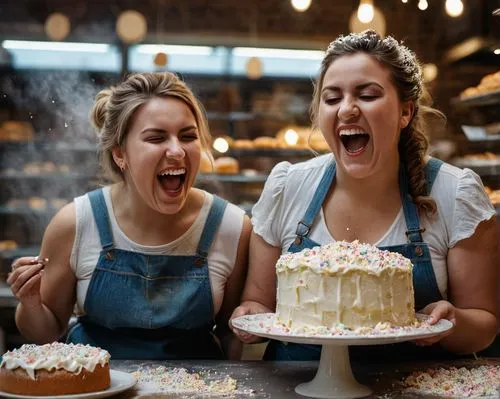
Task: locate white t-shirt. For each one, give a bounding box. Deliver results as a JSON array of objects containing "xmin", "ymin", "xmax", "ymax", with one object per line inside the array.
[
  {"xmin": 70, "ymin": 187, "xmax": 245, "ymax": 316},
  {"xmin": 251, "ymin": 154, "xmax": 496, "ymax": 299}
]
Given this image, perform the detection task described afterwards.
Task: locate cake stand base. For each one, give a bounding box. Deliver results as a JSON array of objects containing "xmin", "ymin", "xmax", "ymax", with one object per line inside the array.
[{"xmin": 294, "ymin": 345, "xmax": 371, "ymax": 399}]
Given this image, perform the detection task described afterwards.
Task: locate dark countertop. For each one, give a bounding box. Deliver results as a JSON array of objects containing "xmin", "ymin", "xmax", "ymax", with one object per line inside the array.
[{"xmin": 110, "ymin": 358, "xmax": 500, "ymax": 398}]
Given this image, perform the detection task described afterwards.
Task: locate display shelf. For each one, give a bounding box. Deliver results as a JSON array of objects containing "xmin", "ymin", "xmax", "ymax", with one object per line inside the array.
[
  {"xmin": 451, "ymin": 90, "xmax": 500, "ymax": 107},
  {"xmin": 0, "ymin": 172, "xmax": 96, "ymax": 180},
  {"xmin": 0, "ymin": 140, "xmax": 97, "ymax": 152},
  {"xmin": 197, "ymin": 173, "xmax": 268, "ymax": 183},
  {"xmin": 0, "ymin": 206, "xmax": 62, "ymax": 215},
  {"xmin": 206, "ymin": 111, "xmax": 291, "ymax": 122},
  {"xmin": 226, "ymin": 148, "xmax": 321, "ymax": 158},
  {"xmin": 451, "ymin": 159, "xmax": 500, "ymax": 176}
]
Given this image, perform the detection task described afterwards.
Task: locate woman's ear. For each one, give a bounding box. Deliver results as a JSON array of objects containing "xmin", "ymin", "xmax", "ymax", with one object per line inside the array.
[
  {"xmin": 112, "ymin": 146, "xmax": 126, "ymax": 171},
  {"xmin": 400, "ymin": 101, "xmax": 415, "ymax": 129}
]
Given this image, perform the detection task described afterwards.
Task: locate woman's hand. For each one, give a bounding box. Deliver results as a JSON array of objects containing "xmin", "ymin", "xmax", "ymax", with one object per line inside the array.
[
  {"xmin": 413, "ymin": 300, "xmax": 456, "ymax": 346},
  {"xmin": 229, "ymin": 301, "xmax": 273, "ymax": 344},
  {"xmin": 7, "ymin": 256, "xmax": 48, "ymax": 308}
]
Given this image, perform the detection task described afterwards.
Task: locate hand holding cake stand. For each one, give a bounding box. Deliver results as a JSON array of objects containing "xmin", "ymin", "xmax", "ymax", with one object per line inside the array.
[{"xmin": 232, "ymin": 313, "xmax": 453, "ymax": 399}]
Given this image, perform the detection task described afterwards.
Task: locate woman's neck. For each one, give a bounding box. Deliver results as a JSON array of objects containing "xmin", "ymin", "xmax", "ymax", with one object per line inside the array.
[
  {"xmin": 109, "ymin": 183, "xmax": 203, "ymax": 239},
  {"xmin": 335, "ymin": 159, "xmax": 401, "ymax": 204}
]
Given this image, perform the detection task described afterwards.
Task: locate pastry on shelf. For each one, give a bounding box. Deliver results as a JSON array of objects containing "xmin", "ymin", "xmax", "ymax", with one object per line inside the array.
[
  {"xmin": 59, "ymin": 164, "xmax": 71, "ymax": 174},
  {"xmin": 276, "ymin": 125, "xmax": 310, "ymax": 149},
  {"xmin": 463, "ymin": 152, "xmax": 499, "ymax": 160},
  {"xmin": 308, "ymin": 130, "xmax": 330, "ymax": 152},
  {"xmin": 0, "ymin": 240, "xmax": 17, "ymax": 252},
  {"xmin": 485, "ymin": 187, "xmax": 500, "ymax": 205},
  {"xmin": 214, "ymin": 157, "xmax": 239, "ymax": 174},
  {"xmin": 42, "ymin": 161, "xmax": 57, "ymax": 173},
  {"xmin": 460, "ymin": 70, "xmax": 500, "ymax": 98},
  {"xmin": 28, "ymin": 197, "xmax": 48, "ymax": 210},
  {"xmin": 253, "ymin": 136, "xmax": 279, "ymax": 149},
  {"xmin": 199, "ymin": 151, "xmax": 214, "ymax": 174},
  {"xmin": 231, "ymin": 139, "xmax": 254, "ymax": 149},
  {"xmin": 0, "ymin": 121, "xmax": 34, "ymax": 141},
  {"xmin": 23, "ymin": 162, "xmax": 42, "ymax": 175}
]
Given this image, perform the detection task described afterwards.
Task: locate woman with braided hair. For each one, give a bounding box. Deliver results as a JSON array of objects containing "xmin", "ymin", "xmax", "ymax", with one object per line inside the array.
[{"xmin": 231, "ymin": 30, "xmax": 498, "ymax": 362}]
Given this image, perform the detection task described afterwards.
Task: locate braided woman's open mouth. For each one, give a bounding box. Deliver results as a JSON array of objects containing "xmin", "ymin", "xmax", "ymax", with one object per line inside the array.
[{"xmin": 339, "ymin": 128, "xmax": 370, "ymax": 155}]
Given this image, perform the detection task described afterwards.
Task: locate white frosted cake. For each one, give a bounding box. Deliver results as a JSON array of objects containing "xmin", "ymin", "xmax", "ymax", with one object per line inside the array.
[{"xmin": 276, "ymin": 241, "xmax": 416, "ymax": 331}]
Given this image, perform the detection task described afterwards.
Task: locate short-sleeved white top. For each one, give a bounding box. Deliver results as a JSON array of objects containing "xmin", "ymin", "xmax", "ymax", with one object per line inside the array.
[
  {"xmin": 70, "ymin": 187, "xmax": 245, "ymax": 317},
  {"xmin": 251, "ymin": 154, "xmax": 496, "ymax": 299}
]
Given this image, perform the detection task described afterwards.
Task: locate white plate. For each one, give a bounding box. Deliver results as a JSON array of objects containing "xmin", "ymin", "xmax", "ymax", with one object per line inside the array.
[
  {"xmin": 0, "ymin": 369, "xmax": 136, "ymax": 399},
  {"xmin": 231, "ymin": 313, "xmax": 453, "ymax": 346}
]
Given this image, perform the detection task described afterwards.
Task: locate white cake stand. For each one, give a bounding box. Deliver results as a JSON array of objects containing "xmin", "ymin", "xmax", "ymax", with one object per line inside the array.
[{"xmin": 231, "ymin": 313, "xmax": 453, "ymax": 399}]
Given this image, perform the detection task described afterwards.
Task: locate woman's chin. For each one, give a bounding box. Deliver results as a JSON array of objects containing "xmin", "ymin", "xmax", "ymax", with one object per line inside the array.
[
  {"xmin": 338, "ymin": 149, "xmax": 374, "ymax": 178},
  {"xmin": 343, "ymin": 165, "xmax": 374, "ymax": 180}
]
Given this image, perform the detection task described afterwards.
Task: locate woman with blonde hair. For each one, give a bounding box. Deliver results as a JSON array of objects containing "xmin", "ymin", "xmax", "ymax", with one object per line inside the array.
[
  {"xmin": 231, "ymin": 30, "xmax": 498, "ymax": 362},
  {"xmin": 9, "ymin": 72, "xmax": 251, "ymax": 360}
]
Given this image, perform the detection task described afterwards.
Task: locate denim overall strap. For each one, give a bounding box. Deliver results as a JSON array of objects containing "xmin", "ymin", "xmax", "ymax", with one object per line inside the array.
[
  {"xmin": 88, "ymin": 189, "xmax": 115, "ymax": 251},
  {"xmin": 399, "ymin": 166, "xmax": 423, "ymax": 243},
  {"xmin": 196, "ymin": 196, "xmax": 228, "ymax": 258},
  {"xmin": 295, "ymin": 161, "xmax": 336, "ymax": 240},
  {"xmin": 400, "ymin": 159, "xmax": 443, "ymax": 243},
  {"xmin": 425, "ymin": 157, "xmax": 444, "ymax": 193}
]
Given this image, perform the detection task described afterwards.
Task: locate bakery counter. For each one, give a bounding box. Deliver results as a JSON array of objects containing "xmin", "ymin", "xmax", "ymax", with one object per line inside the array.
[{"xmin": 110, "ymin": 358, "xmax": 500, "ymax": 398}]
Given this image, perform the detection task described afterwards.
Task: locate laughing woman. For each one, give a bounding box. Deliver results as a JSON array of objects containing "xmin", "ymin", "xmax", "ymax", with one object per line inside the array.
[
  {"xmin": 8, "ymin": 72, "xmax": 251, "ymax": 360},
  {"xmin": 231, "ymin": 30, "xmax": 498, "ymax": 362}
]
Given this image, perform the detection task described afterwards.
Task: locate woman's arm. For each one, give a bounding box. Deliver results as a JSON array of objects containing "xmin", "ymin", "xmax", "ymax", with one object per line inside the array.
[
  {"xmin": 12, "ymin": 203, "xmax": 77, "ymax": 343},
  {"xmin": 215, "ymin": 215, "xmax": 251, "ymax": 359},
  {"xmin": 421, "ymin": 216, "xmax": 498, "ymax": 353},
  {"xmin": 230, "ymin": 231, "xmax": 282, "ymax": 343}
]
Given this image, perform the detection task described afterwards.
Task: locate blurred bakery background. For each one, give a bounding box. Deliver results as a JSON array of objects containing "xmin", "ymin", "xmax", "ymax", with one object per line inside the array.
[{"xmin": 0, "ymin": 0, "xmax": 499, "ymax": 353}]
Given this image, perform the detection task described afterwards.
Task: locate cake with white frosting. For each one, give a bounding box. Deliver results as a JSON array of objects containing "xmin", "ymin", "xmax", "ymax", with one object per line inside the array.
[
  {"xmin": 0, "ymin": 342, "xmax": 111, "ymax": 395},
  {"xmin": 275, "ymin": 241, "xmax": 416, "ymax": 332}
]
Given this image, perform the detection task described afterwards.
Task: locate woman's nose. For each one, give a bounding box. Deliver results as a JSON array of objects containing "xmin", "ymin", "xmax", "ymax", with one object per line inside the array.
[
  {"xmin": 165, "ymin": 138, "xmax": 185, "ymax": 160},
  {"xmin": 338, "ymin": 99, "xmax": 360, "ymax": 121}
]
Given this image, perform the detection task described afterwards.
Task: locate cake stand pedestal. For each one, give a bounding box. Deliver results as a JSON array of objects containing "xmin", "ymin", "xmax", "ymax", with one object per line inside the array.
[
  {"xmin": 295, "ymin": 344, "xmax": 370, "ymax": 398},
  {"xmin": 231, "ymin": 313, "xmax": 452, "ymax": 399}
]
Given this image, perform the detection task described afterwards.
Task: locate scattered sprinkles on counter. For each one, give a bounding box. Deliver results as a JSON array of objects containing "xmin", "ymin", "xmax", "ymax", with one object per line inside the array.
[
  {"xmin": 132, "ymin": 365, "xmax": 255, "ymax": 396},
  {"xmin": 276, "ymin": 240, "xmax": 413, "ymax": 274},
  {"xmin": 402, "ymin": 365, "xmax": 500, "ymax": 397}
]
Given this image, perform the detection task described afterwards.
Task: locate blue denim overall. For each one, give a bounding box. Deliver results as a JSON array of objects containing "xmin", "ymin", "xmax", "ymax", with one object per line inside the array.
[
  {"xmin": 66, "ymin": 189, "xmax": 227, "ymax": 360},
  {"xmin": 264, "ymin": 158, "xmax": 460, "ymax": 363}
]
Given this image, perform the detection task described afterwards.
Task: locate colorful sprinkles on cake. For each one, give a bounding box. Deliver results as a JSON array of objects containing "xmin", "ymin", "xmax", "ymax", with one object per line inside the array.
[
  {"xmin": 276, "ymin": 240, "xmax": 413, "ymax": 274},
  {"xmin": 0, "ymin": 343, "xmax": 110, "ymax": 380},
  {"xmin": 132, "ymin": 365, "xmax": 255, "ymax": 396},
  {"xmin": 233, "ymin": 313, "xmax": 442, "ymax": 338},
  {"xmin": 403, "ymin": 365, "xmax": 500, "ymax": 397}
]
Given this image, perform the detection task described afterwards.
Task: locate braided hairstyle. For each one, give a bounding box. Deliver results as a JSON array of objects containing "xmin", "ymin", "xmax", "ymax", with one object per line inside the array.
[
  {"xmin": 310, "ymin": 30, "xmax": 444, "ymax": 215},
  {"xmin": 90, "ymin": 72, "xmax": 212, "ymax": 183}
]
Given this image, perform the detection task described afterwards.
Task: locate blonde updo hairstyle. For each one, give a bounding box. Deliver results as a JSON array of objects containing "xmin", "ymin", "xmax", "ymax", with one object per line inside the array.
[
  {"xmin": 91, "ymin": 72, "xmax": 212, "ymax": 183},
  {"xmin": 311, "ymin": 30, "xmax": 444, "ymax": 215}
]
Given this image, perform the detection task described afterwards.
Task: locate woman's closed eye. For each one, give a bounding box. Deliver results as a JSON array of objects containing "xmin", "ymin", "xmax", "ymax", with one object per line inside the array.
[
  {"xmin": 180, "ymin": 133, "xmax": 199, "ymax": 142},
  {"xmin": 359, "ymin": 95, "xmax": 379, "ymax": 101},
  {"xmin": 324, "ymin": 97, "xmax": 341, "ymax": 105},
  {"xmin": 146, "ymin": 135, "xmax": 165, "ymax": 143}
]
